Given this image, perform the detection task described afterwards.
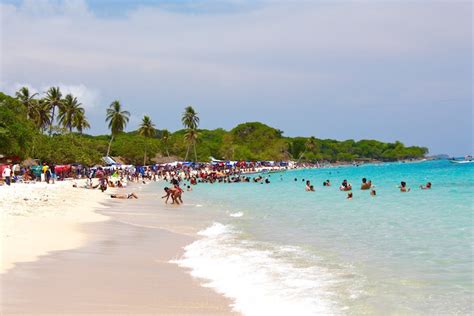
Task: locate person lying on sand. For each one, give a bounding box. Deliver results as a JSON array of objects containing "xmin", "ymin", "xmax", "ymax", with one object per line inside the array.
[
  {"xmin": 420, "ymin": 182, "xmax": 432, "ymax": 190},
  {"xmin": 361, "ymin": 178, "xmax": 372, "ymax": 190},
  {"xmin": 73, "ymin": 182, "xmax": 100, "ymax": 189},
  {"xmin": 111, "ymin": 193, "xmax": 138, "ymax": 199}
]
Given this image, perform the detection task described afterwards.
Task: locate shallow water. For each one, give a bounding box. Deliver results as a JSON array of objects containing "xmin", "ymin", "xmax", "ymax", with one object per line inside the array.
[{"xmin": 171, "ymin": 160, "xmax": 473, "ymax": 315}]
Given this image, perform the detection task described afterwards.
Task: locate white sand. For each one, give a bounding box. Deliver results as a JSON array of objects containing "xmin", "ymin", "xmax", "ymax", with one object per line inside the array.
[{"xmin": 0, "ymin": 180, "xmax": 109, "ymax": 274}]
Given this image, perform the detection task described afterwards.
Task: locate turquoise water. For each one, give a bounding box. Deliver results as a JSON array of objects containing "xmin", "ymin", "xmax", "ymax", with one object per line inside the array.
[{"xmin": 172, "ymin": 161, "xmax": 473, "ymax": 315}]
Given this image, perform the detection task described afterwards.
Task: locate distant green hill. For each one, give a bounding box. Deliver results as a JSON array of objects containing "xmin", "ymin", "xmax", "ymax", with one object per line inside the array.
[{"xmin": 0, "ymin": 92, "xmax": 428, "ymax": 165}]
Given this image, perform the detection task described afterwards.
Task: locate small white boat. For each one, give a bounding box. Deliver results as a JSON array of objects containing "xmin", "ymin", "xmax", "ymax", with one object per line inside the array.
[
  {"xmin": 450, "ymin": 156, "xmax": 474, "ymax": 164},
  {"xmin": 450, "ymin": 160, "xmax": 474, "ymax": 164}
]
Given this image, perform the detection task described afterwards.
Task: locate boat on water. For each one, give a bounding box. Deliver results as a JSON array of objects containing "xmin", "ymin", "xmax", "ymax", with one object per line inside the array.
[{"xmin": 449, "ymin": 156, "xmax": 473, "ymax": 164}]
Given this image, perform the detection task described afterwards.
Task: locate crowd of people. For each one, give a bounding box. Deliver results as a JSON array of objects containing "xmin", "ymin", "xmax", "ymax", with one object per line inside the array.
[{"xmin": 1, "ymin": 160, "xmax": 433, "ymax": 204}]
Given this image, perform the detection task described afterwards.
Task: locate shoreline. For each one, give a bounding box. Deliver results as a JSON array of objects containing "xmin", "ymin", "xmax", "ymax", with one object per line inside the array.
[{"xmin": 0, "ymin": 180, "xmax": 238, "ymax": 315}]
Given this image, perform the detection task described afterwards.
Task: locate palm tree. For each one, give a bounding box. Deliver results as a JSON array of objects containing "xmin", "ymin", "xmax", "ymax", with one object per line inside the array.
[
  {"xmin": 15, "ymin": 86, "xmax": 38, "ymax": 120},
  {"xmin": 32, "ymin": 99, "xmax": 52, "ymax": 132},
  {"xmin": 105, "ymin": 100, "xmax": 130, "ymax": 157},
  {"xmin": 181, "ymin": 106, "xmax": 199, "ymax": 161},
  {"xmin": 58, "ymin": 94, "xmax": 80, "ymax": 132},
  {"xmin": 73, "ymin": 109, "xmax": 90, "ymax": 134},
  {"xmin": 138, "ymin": 115, "xmax": 156, "ymax": 165},
  {"xmin": 298, "ymin": 136, "xmax": 317, "ymax": 163},
  {"xmin": 181, "ymin": 106, "xmax": 199, "ymax": 130},
  {"xmin": 44, "ymin": 87, "xmax": 63, "ymax": 136},
  {"xmin": 184, "ymin": 128, "xmax": 199, "ymax": 162},
  {"xmin": 161, "ymin": 129, "xmax": 171, "ymax": 158}
]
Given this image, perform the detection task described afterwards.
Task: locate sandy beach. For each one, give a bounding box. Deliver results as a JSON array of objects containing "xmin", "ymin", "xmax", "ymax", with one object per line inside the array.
[
  {"xmin": 0, "ymin": 179, "xmax": 109, "ymax": 274},
  {"xmin": 0, "ymin": 181, "xmax": 237, "ymax": 315}
]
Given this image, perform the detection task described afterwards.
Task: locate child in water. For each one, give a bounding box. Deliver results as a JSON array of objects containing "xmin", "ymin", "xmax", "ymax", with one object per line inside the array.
[
  {"xmin": 399, "ymin": 181, "xmax": 410, "ymax": 192},
  {"xmin": 347, "ymin": 192, "xmax": 353, "ymax": 199}
]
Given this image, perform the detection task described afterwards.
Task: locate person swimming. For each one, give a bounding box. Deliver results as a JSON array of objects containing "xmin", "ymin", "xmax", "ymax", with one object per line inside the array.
[
  {"xmin": 420, "ymin": 182, "xmax": 432, "ymax": 190},
  {"xmin": 361, "ymin": 178, "xmax": 372, "ymax": 190},
  {"xmin": 370, "ymin": 189, "xmax": 376, "ymax": 196},
  {"xmin": 309, "ymin": 185, "xmax": 315, "ymax": 192},
  {"xmin": 305, "ymin": 180, "xmax": 311, "ymax": 191},
  {"xmin": 399, "ymin": 181, "xmax": 410, "ymax": 192},
  {"xmin": 347, "ymin": 192, "xmax": 353, "ymax": 199},
  {"xmin": 340, "ymin": 179, "xmax": 352, "ymax": 191}
]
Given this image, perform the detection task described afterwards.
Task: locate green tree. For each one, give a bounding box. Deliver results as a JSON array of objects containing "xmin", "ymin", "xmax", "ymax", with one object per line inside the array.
[
  {"xmin": 105, "ymin": 100, "xmax": 130, "ymax": 157},
  {"xmin": 181, "ymin": 106, "xmax": 199, "ymax": 161},
  {"xmin": 298, "ymin": 136, "xmax": 317, "ymax": 162},
  {"xmin": 15, "ymin": 86, "xmax": 38, "ymax": 120},
  {"xmin": 184, "ymin": 128, "xmax": 199, "ymax": 162},
  {"xmin": 138, "ymin": 115, "xmax": 156, "ymax": 165},
  {"xmin": 58, "ymin": 94, "xmax": 81, "ymax": 132},
  {"xmin": 26, "ymin": 99, "xmax": 52, "ymax": 132},
  {"xmin": 161, "ymin": 129, "xmax": 171, "ymax": 158},
  {"xmin": 73, "ymin": 108, "xmax": 90, "ymax": 134},
  {"xmin": 44, "ymin": 87, "xmax": 63, "ymax": 136}
]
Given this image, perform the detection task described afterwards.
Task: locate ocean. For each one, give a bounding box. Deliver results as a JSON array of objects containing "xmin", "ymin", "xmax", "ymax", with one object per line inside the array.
[{"xmin": 166, "ymin": 160, "xmax": 473, "ymax": 315}]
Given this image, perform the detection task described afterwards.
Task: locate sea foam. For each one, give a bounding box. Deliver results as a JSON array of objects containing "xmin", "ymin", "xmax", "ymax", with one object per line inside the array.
[{"xmin": 172, "ymin": 222, "xmax": 341, "ymax": 316}]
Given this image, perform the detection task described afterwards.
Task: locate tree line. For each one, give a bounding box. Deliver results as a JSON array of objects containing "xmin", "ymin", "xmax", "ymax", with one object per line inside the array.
[{"xmin": 0, "ymin": 88, "xmax": 428, "ymax": 165}]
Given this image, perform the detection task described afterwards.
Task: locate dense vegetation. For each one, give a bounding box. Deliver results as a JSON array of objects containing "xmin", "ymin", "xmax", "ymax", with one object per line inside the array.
[{"xmin": 0, "ymin": 90, "xmax": 428, "ymax": 165}]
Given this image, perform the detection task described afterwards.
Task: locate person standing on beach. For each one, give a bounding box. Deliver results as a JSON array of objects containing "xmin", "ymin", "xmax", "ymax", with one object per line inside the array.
[{"xmin": 2, "ymin": 165, "xmax": 12, "ymax": 186}]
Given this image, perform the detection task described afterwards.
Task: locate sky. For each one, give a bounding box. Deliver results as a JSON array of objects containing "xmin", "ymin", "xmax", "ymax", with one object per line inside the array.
[{"xmin": 0, "ymin": 0, "xmax": 472, "ymax": 156}]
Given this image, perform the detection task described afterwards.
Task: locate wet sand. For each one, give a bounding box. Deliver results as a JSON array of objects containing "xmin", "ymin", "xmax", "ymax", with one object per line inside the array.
[{"xmin": 1, "ymin": 185, "xmax": 237, "ymax": 315}]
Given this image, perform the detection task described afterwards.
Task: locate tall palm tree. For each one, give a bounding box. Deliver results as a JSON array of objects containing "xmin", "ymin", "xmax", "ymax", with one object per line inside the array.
[
  {"xmin": 138, "ymin": 115, "xmax": 156, "ymax": 165},
  {"xmin": 58, "ymin": 94, "xmax": 80, "ymax": 132},
  {"xmin": 161, "ymin": 129, "xmax": 171, "ymax": 158},
  {"xmin": 32, "ymin": 99, "xmax": 52, "ymax": 132},
  {"xmin": 73, "ymin": 109, "xmax": 90, "ymax": 134},
  {"xmin": 181, "ymin": 106, "xmax": 199, "ymax": 130},
  {"xmin": 105, "ymin": 100, "xmax": 130, "ymax": 157},
  {"xmin": 15, "ymin": 86, "xmax": 38, "ymax": 120},
  {"xmin": 184, "ymin": 128, "xmax": 199, "ymax": 162},
  {"xmin": 181, "ymin": 106, "xmax": 199, "ymax": 161},
  {"xmin": 44, "ymin": 87, "xmax": 63, "ymax": 136}
]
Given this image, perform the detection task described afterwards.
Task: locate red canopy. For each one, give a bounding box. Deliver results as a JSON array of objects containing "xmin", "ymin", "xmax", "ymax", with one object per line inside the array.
[{"xmin": 54, "ymin": 165, "xmax": 71, "ymax": 173}]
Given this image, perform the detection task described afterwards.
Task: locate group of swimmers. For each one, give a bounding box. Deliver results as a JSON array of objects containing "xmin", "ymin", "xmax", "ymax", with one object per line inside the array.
[{"xmin": 302, "ymin": 177, "xmax": 432, "ymax": 199}]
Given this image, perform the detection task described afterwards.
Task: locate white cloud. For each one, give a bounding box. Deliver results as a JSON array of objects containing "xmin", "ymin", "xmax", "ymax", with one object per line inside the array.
[{"xmin": 0, "ymin": 0, "xmax": 471, "ymax": 154}]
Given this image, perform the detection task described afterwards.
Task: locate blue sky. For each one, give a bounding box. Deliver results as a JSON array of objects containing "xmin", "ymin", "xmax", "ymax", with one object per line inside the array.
[{"xmin": 0, "ymin": 0, "xmax": 472, "ymax": 156}]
